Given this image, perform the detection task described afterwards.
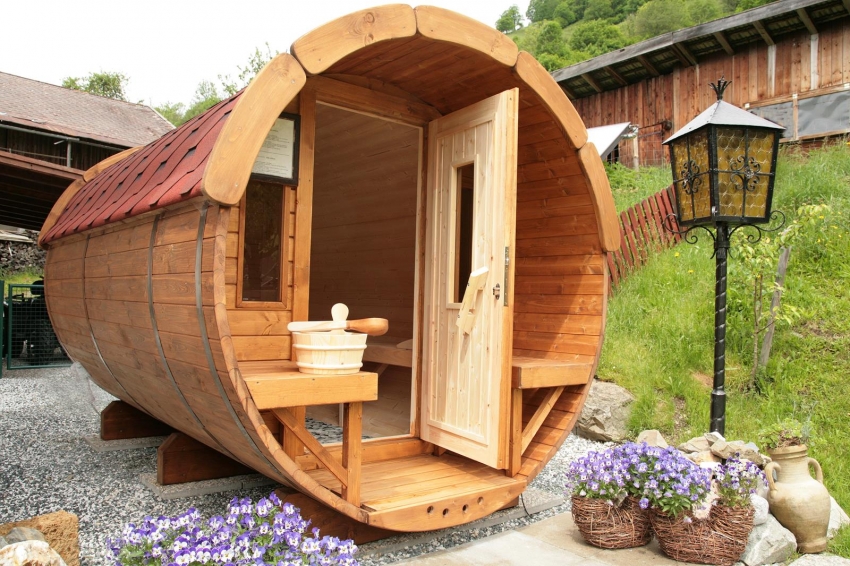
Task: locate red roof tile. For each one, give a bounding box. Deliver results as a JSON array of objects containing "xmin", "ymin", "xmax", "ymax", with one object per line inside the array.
[{"xmin": 42, "ymin": 94, "xmax": 241, "ymax": 244}]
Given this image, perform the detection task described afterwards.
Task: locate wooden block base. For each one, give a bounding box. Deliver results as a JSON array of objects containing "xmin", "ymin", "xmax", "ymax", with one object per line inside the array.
[
  {"xmin": 100, "ymin": 400, "xmax": 173, "ymax": 441},
  {"xmin": 274, "ymin": 488, "xmax": 395, "ymax": 544},
  {"xmin": 157, "ymin": 432, "xmax": 254, "ymax": 485}
]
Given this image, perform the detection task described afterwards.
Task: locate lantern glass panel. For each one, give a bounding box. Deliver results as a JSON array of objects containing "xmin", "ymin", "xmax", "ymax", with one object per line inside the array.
[
  {"xmin": 671, "ymin": 128, "xmax": 711, "ymax": 224},
  {"xmin": 715, "ymin": 126, "xmax": 776, "ymax": 220}
]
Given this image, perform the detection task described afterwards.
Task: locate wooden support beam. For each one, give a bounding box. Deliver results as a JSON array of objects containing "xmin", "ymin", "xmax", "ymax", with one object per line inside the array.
[
  {"xmin": 604, "ymin": 66, "xmax": 628, "ymax": 87},
  {"xmin": 559, "ymin": 83, "xmax": 577, "ymax": 100},
  {"xmin": 157, "ymin": 432, "xmax": 253, "ymax": 485},
  {"xmin": 508, "ymin": 390, "xmax": 523, "ymax": 477},
  {"xmin": 283, "ymin": 406, "xmax": 307, "ymax": 458},
  {"xmin": 753, "ymin": 20, "xmax": 775, "ymax": 46},
  {"xmin": 521, "ymin": 387, "xmax": 564, "ymax": 452},
  {"xmin": 581, "ymin": 73, "xmax": 603, "ymax": 93},
  {"xmin": 714, "ymin": 31, "xmax": 735, "ymax": 55},
  {"xmin": 274, "ymin": 408, "xmax": 349, "ymax": 487},
  {"xmin": 673, "ymin": 42, "xmax": 698, "ymax": 67},
  {"xmin": 796, "ymin": 8, "xmax": 818, "ymax": 35},
  {"xmin": 100, "ymin": 400, "xmax": 172, "ymax": 441},
  {"xmin": 342, "ymin": 402, "xmax": 363, "ymax": 507},
  {"xmin": 636, "ymin": 55, "xmax": 660, "ymax": 77},
  {"xmin": 274, "ymin": 488, "xmax": 394, "ymax": 544}
]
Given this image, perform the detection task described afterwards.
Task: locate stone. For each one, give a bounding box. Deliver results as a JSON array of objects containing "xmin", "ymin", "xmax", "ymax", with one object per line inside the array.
[
  {"xmin": 0, "ymin": 536, "xmax": 7, "ymax": 549},
  {"xmin": 704, "ymin": 431, "xmax": 725, "ymax": 445},
  {"xmin": 687, "ymin": 450, "xmax": 721, "ymax": 465},
  {"xmin": 751, "ymin": 494, "xmax": 770, "ymax": 526},
  {"xmin": 5, "ymin": 527, "xmax": 45, "ymax": 544},
  {"xmin": 575, "ymin": 379, "xmax": 633, "ymax": 442},
  {"xmin": 788, "ymin": 555, "xmax": 850, "ymax": 566},
  {"xmin": 636, "ymin": 429, "xmax": 668, "ymax": 448},
  {"xmin": 0, "ymin": 541, "xmax": 66, "ymax": 566},
  {"xmin": 739, "ymin": 515, "xmax": 797, "ymax": 566},
  {"xmin": 828, "ymin": 497, "xmax": 850, "ymax": 539},
  {"xmin": 678, "ymin": 436, "xmax": 711, "ymax": 453},
  {"xmin": 0, "ymin": 512, "xmax": 79, "ymax": 566}
]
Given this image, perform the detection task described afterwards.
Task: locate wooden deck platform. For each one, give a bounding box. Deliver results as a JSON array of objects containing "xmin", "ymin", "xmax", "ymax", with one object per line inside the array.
[{"xmin": 306, "ymin": 452, "xmax": 526, "ymax": 530}]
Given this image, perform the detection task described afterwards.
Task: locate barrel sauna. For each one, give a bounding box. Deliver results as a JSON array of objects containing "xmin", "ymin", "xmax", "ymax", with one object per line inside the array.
[{"xmin": 40, "ymin": 5, "xmax": 621, "ymax": 532}]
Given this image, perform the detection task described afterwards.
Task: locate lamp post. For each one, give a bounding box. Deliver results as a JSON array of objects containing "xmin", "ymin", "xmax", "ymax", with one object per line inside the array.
[{"xmin": 663, "ymin": 78, "xmax": 785, "ymax": 436}]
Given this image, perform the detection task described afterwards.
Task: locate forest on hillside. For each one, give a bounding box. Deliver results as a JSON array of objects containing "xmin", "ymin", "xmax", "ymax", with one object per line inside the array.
[{"xmin": 498, "ymin": 0, "xmax": 778, "ymax": 70}]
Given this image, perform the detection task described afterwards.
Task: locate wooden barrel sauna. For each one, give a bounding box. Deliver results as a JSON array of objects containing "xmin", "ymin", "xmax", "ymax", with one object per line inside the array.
[{"xmin": 40, "ymin": 5, "xmax": 621, "ymax": 532}]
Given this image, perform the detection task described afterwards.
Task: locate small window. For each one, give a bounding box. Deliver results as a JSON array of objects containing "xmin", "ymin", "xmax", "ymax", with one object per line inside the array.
[
  {"xmin": 238, "ymin": 179, "xmax": 290, "ymax": 307},
  {"xmin": 453, "ymin": 163, "xmax": 475, "ymax": 303}
]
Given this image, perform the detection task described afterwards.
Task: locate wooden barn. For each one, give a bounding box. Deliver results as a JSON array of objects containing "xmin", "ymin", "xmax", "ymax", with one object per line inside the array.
[
  {"xmin": 39, "ymin": 5, "xmax": 620, "ymax": 533},
  {"xmin": 553, "ymin": 0, "xmax": 850, "ymax": 166}
]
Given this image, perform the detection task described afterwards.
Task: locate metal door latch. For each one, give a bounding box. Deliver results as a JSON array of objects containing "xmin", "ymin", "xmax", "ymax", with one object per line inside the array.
[{"xmin": 493, "ymin": 283, "xmax": 501, "ymax": 300}]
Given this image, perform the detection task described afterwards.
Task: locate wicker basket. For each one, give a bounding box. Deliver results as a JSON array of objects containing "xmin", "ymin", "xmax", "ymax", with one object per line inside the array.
[
  {"xmin": 650, "ymin": 505, "xmax": 754, "ymax": 566},
  {"xmin": 571, "ymin": 495, "xmax": 653, "ymax": 549}
]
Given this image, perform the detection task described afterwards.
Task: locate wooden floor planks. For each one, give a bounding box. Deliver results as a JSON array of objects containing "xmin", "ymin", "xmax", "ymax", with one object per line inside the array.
[{"xmin": 306, "ymin": 453, "xmax": 522, "ymax": 512}]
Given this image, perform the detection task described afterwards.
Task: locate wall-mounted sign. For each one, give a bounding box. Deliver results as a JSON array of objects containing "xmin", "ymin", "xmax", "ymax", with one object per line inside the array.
[{"xmin": 251, "ymin": 113, "xmax": 300, "ymax": 184}]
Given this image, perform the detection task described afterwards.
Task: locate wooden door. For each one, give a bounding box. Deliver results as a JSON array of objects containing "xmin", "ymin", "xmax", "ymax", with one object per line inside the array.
[{"xmin": 420, "ymin": 89, "xmax": 518, "ymax": 469}]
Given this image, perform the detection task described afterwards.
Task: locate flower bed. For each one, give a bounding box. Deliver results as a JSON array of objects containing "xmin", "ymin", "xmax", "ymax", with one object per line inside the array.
[{"xmin": 108, "ymin": 492, "xmax": 358, "ymax": 566}]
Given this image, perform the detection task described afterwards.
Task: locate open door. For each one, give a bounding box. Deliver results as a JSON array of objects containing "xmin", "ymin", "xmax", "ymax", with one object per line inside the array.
[{"xmin": 421, "ymin": 89, "xmax": 518, "ymax": 469}]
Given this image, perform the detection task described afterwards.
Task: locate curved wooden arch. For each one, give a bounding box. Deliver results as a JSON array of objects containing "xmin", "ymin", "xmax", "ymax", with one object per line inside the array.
[
  {"xmin": 413, "ymin": 5, "xmax": 519, "ymax": 68},
  {"xmin": 291, "ymin": 5, "xmax": 417, "ymax": 76},
  {"xmin": 579, "ymin": 142, "xmax": 621, "ymax": 252},
  {"xmin": 201, "ymin": 53, "xmax": 307, "ymax": 206},
  {"xmin": 38, "ymin": 146, "xmax": 142, "ymax": 248}
]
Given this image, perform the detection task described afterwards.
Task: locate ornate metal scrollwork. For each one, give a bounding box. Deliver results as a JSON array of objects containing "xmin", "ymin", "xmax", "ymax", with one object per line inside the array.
[
  {"xmin": 680, "ymin": 160, "xmax": 702, "ymax": 195},
  {"xmin": 662, "ymin": 210, "xmax": 786, "ymax": 257},
  {"xmin": 729, "ymin": 155, "xmax": 762, "ymax": 193}
]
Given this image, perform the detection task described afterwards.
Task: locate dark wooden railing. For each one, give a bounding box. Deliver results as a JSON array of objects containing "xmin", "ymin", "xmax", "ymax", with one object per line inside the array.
[{"xmin": 607, "ymin": 186, "xmax": 682, "ymax": 289}]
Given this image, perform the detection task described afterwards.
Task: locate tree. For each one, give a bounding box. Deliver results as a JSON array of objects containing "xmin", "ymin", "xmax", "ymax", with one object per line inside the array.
[
  {"xmin": 182, "ymin": 81, "xmax": 222, "ymax": 124},
  {"xmin": 526, "ymin": 0, "xmax": 562, "ymax": 22},
  {"xmin": 687, "ymin": 0, "xmax": 722, "ymax": 24},
  {"xmin": 569, "ymin": 20, "xmax": 627, "ymax": 55},
  {"xmin": 583, "ymin": 0, "xmax": 615, "ymax": 20},
  {"xmin": 536, "ymin": 20, "xmax": 568, "ymax": 56},
  {"xmin": 154, "ymin": 102, "xmax": 186, "ymax": 127},
  {"xmin": 633, "ymin": 0, "xmax": 691, "ymax": 37},
  {"xmin": 220, "ymin": 43, "xmax": 277, "ymax": 97},
  {"xmin": 554, "ymin": 2, "xmax": 578, "ymax": 27},
  {"xmin": 496, "ymin": 5, "xmax": 524, "ymax": 32},
  {"xmin": 62, "ymin": 71, "xmax": 129, "ymax": 101}
]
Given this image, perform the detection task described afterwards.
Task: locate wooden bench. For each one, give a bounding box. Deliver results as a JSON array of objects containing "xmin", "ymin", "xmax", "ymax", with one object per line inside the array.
[{"xmin": 240, "ymin": 359, "xmax": 379, "ymax": 507}]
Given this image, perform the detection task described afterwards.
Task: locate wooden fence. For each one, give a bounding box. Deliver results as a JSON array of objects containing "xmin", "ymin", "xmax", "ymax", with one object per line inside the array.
[{"xmin": 607, "ymin": 185, "xmax": 682, "ymax": 289}]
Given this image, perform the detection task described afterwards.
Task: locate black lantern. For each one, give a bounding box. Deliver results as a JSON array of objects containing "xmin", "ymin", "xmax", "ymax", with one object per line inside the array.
[{"xmin": 663, "ymin": 78, "xmax": 785, "ymax": 436}]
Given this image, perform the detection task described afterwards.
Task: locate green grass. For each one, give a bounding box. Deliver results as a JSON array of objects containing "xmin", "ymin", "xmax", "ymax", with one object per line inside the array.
[
  {"xmin": 600, "ymin": 142, "xmax": 850, "ymax": 554},
  {"xmin": 605, "ymin": 162, "xmax": 672, "ymax": 211}
]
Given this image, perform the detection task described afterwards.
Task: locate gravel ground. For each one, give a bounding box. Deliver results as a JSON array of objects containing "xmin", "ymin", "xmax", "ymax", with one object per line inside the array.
[{"xmin": 0, "ymin": 363, "xmax": 605, "ymax": 565}]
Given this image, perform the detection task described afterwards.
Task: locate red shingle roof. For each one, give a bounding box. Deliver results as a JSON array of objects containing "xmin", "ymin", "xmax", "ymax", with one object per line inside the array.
[
  {"xmin": 41, "ymin": 94, "xmax": 241, "ymax": 243},
  {"xmin": 0, "ymin": 71, "xmax": 174, "ymax": 147}
]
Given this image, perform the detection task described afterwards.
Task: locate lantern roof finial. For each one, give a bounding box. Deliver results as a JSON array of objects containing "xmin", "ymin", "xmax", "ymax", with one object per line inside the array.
[{"xmin": 710, "ymin": 77, "xmax": 730, "ymax": 101}]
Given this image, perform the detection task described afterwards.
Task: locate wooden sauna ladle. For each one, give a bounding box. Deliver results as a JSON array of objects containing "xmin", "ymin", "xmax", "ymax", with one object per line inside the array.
[{"xmin": 287, "ymin": 317, "xmax": 389, "ymax": 336}]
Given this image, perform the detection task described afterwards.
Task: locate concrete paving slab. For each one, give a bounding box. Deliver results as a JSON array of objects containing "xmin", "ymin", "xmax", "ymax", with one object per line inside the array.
[
  {"xmin": 394, "ymin": 531, "xmax": 611, "ymax": 566},
  {"xmin": 518, "ymin": 513, "xmax": 701, "ymax": 566}
]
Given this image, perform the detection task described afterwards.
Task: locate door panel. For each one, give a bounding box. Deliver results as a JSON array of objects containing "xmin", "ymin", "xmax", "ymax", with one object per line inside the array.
[{"xmin": 421, "ymin": 89, "xmax": 518, "ymax": 468}]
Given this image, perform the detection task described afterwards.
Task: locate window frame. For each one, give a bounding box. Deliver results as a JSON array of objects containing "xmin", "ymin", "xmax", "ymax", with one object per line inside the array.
[{"xmin": 235, "ymin": 178, "xmax": 292, "ymax": 310}]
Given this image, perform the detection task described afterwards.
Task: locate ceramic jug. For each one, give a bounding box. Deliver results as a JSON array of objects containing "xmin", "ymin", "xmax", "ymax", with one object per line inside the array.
[{"xmin": 765, "ymin": 444, "xmax": 831, "ymax": 553}]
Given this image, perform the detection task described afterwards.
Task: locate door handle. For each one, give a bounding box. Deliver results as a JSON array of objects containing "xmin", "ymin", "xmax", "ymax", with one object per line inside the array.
[{"xmin": 456, "ymin": 266, "xmax": 489, "ymax": 334}]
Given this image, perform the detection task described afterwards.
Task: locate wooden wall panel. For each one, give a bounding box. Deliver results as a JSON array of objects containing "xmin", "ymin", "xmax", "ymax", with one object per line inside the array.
[
  {"xmin": 570, "ymin": 21, "xmax": 850, "ymax": 166},
  {"xmin": 308, "ymin": 103, "xmax": 420, "ymax": 341}
]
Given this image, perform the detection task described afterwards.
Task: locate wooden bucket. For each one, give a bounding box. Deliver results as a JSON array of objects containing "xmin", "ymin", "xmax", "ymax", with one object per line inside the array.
[{"xmin": 292, "ymin": 331, "xmax": 368, "ymax": 375}]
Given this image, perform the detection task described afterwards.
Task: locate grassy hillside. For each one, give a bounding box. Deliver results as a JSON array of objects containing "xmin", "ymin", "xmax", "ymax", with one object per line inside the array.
[{"xmin": 599, "ymin": 142, "xmax": 850, "ymax": 554}]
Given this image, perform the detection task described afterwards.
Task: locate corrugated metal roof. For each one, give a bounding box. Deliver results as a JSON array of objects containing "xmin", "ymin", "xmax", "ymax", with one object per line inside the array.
[
  {"xmin": 0, "ymin": 71, "xmax": 174, "ymax": 147},
  {"xmin": 41, "ymin": 94, "xmax": 241, "ymax": 244},
  {"xmin": 665, "ymin": 99, "xmax": 785, "ymax": 143},
  {"xmin": 552, "ymin": 0, "xmax": 849, "ymax": 99}
]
